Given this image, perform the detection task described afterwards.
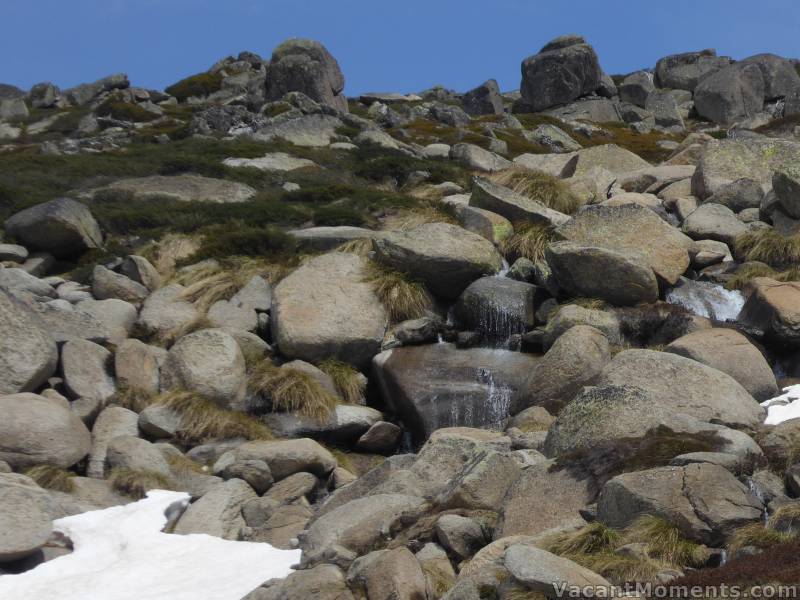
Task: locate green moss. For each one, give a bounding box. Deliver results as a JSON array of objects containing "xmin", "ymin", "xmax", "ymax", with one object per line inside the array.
[{"xmin": 165, "ymin": 71, "xmax": 224, "ymax": 102}]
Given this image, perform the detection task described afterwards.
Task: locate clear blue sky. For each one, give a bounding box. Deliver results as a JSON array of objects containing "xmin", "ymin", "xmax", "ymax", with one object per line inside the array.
[{"xmin": 3, "ymin": 0, "xmax": 799, "ymax": 96}]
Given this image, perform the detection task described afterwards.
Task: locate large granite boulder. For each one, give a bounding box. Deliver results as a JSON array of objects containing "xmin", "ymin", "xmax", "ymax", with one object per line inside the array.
[
  {"xmin": 0, "ymin": 393, "xmax": 91, "ymax": 469},
  {"xmin": 694, "ymin": 63, "xmax": 764, "ymax": 125},
  {"xmin": 61, "ymin": 339, "xmax": 117, "ymax": 402},
  {"xmin": 0, "ymin": 289, "xmax": 58, "ymax": 395},
  {"xmin": 265, "ymin": 39, "xmax": 347, "ymax": 112},
  {"xmin": 96, "ymin": 174, "xmax": 256, "ymax": 204},
  {"xmin": 372, "ymin": 343, "xmax": 541, "ymax": 444},
  {"xmin": 175, "ymin": 478, "xmax": 256, "ymax": 540},
  {"xmin": 655, "ymin": 49, "xmax": 731, "ymax": 91},
  {"xmin": 504, "ymin": 544, "xmax": 611, "ymax": 593},
  {"xmin": 554, "ymin": 204, "xmax": 692, "ymax": 285},
  {"xmin": 271, "ymin": 252, "xmax": 388, "ymax": 369},
  {"xmin": 469, "ymin": 177, "xmax": 571, "ymax": 227},
  {"xmin": 518, "ymin": 35, "xmax": 602, "ymax": 112},
  {"xmin": 569, "ymin": 144, "xmax": 651, "ymax": 177},
  {"xmin": 681, "ymin": 202, "xmax": 746, "ymax": 246},
  {"xmin": 0, "ymin": 473, "xmax": 55, "ymax": 563},
  {"xmin": 454, "ymin": 276, "xmax": 536, "ymax": 342},
  {"xmin": 737, "ymin": 278, "xmax": 800, "ymax": 348},
  {"xmin": 618, "ymin": 71, "xmax": 654, "ymax": 108},
  {"xmin": 4, "ymin": 198, "xmax": 102, "ymax": 257},
  {"xmin": 373, "ymin": 223, "xmax": 503, "ymax": 300},
  {"xmin": 738, "ymin": 53, "xmax": 800, "ymax": 100},
  {"xmin": 462, "ymin": 79, "xmax": 504, "ymax": 116}
]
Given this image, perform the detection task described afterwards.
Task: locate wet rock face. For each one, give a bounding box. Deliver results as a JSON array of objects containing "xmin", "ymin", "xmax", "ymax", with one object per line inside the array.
[{"xmin": 454, "ymin": 276, "xmax": 537, "ymax": 345}]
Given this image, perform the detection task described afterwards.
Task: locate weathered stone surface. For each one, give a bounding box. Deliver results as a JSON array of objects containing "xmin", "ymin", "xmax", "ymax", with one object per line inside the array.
[
  {"xmin": 64, "ymin": 73, "xmax": 129, "ymax": 106},
  {"xmin": 570, "ymin": 144, "xmax": 651, "ymax": 177},
  {"xmin": 0, "ymin": 393, "xmax": 91, "ymax": 469},
  {"xmin": 120, "ymin": 255, "xmax": 162, "ymax": 291},
  {"xmin": 347, "ymin": 547, "xmax": 428, "ymax": 600},
  {"xmin": 462, "ymin": 79, "xmax": 504, "ymax": 116},
  {"xmin": 0, "ymin": 473, "xmax": 54, "ymax": 563},
  {"xmin": 105, "ymin": 436, "xmax": 171, "ymax": 475},
  {"xmin": 175, "ymin": 479, "xmax": 257, "ymax": 540},
  {"xmin": 161, "ymin": 328, "xmax": 247, "ymax": 409},
  {"xmin": 223, "ymin": 152, "xmax": 317, "ymax": 172},
  {"xmin": 519, "ymin": 37, "xmax": 602, "ymax": 112},
  {"xmin": 97, "ymin": 174, "xmax": 256, "ymax": 204},
  {"xmin": 288, "ymin": 226, "xmax": 386, "ymax": 252},
  {"xmin": 738, "ymin": 278, "xmax": 800, "ymax": 347},
  {"xmin": 525, "ymin": 124, "xmax": 581, "ymax": 153},
  {"xmin": 694, "ymin": 63, "xmax": 765, "ymax": 125},
  {"xmin": 547, "ymin": 241, "xmax": 660, "ymax": 306},
  {"xmin": 372, "ymin": 343, "xmax": 541, "ymax": 444},
  {"xmin": 738, "ymin": 53, "xmax": 800, "ymax": 100},
  {"xmin": 504, "ymin": 544, "xmax": 611, "ymax": 592},
  {"xmin": 655, "ymin": 49, "xmax": 731, "ymax": 91},
  {"xmin": 0, "ymin": 244, "xmax": 28, "ymax": 262},
  {"xmin": 136, "ymin": 284, "xmax": 199, "ymax": 340},
  {"xmin": 682, "ymin": 203, "xmax": 746, "ymax": 246},
  {"xmin": 0, "ymin": 290, "xmax": 58, "ymax": 394},
  {"xmin": 454, "ymin": 276, "xmax": 536, "ymax": 342},
  {"xmin": 254, "ymin": 114, "xmax": 344, "ymax": 147},
  {"xmin": 597, "ymin": 463, "xmax": 763, "ymax": 544},
  {"xmin": 61, "ymin": 339, "xmax": 117, "ymax": 401},
  {"xmin": 773, "ymin": 165, "xmax": 800, "ymax": 219},
  {"xmin": 225, "ymin": 438, "xmax": 336, "ymax": 481},
  {"xmin": 4, "ymin": 198, "xmax": 102, "ymax": 257},
  {"xmin": 271, "ymin": 252, "xmax": 388, "ymax": 369},
  {"xmin": 374, "ymin": 222, "xmax": 503, "ymax": 300},
  {"xmin": 469, "ymin": 177, "xmax": 570, "ymax": 227},
  {"xmin": 666, "ymin": 328, "xmax": 778, "ymax": 401},
  {"xmin": 449, "ymin": 143, "xmax": 511, "ymax": 172},
  {"xmin": 92, "ymin": 266, "xmax": 149, "ymax": 305},
  {"xmin": 87, "ymin": 407, "xmax": 139, "ymax": 478},
  {"xmin": 646, "ymin": 90, "xmax": 685, "ymax": 130},
  {"xmin": 512, "ymin": 152, "xmax": 578, "ymax": 178},
  {"xmin": 114, "ymin": 339, "xmax": 164, "ymax": 395},
  {"xmin": 265, "ymin": 404, "xmax": 382, "ymax": 446},
  {"xmin": 74, "ymin": 298, "xmax": 137, "ymax": 344},
  {"xmin": 619, "ymin": 71, "xmax": 654, "ymax": 108},
  {"xmin": 554, "ymin": 204, "xmax": 692, "ymax": 285}
]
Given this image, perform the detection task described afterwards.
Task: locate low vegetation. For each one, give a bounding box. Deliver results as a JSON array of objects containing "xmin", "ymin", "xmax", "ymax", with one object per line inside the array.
[
  {"xmin": 489, "ymin": 167, "xmax": 582, "ymax": 214},
  {"xmin": 319, "ymin": 359, "xmax": 366, "ymax": 404},
  {"xmin": 734, "ymin": 229, "xmax": 800, "ymax": 270},
  {"xmin": 164, "ymin": 72, "xmax": 224, "ymax": 102},
  {"xmin": 109, "ymin": 468, "xmax": 176, "ymax": 499},
  {"xmin": 364, "ymin": 261, "xmax": 433, "ymax": 322},
  {"xmin": 23, "ymin": 465, "xmax": 76, "ymax": 493},
  {"xmin": 96, "ymin": 99, "xmax": 158, "ymax": 123},
  {"xmin": 248, "ymin": 361, "xmax": 339, "ymax": 420},
  {"xmin": 499, "ymin": 222, "xmax": 555, "ymax": 263},
  {"xmin": 726, "ymin": 262, "xmax": 800, "ymax": 290}
]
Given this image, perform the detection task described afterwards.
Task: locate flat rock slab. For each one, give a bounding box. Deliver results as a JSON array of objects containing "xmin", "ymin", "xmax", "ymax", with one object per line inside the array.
[
  {"xmin": 95, "ymin": 174, "xmax": 256, "ymax": 204},
  {"xmin": 223, "ymin": 152, "xmax": 318, "ymax": 172}
]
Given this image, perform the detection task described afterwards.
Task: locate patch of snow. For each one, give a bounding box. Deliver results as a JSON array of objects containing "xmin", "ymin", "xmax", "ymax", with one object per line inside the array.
[
  {"xmin": 762, "ymin": 384, "xmax": 800, "ymax": 426},
  {"xmin": 665, "ymin": 279, "xmax": 744, "ymax": 322},
  {"xmin": 0, "ymin": 490, "xmax": 300, "ymax": 600}
]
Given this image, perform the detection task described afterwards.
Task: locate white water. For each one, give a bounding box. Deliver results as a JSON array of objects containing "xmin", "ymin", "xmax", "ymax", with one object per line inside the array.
[
  {"xmin": 665, "ymin": 279, "xmax": 744, "ymax": 322},
  {"xmin": 0, "ymin": 490, "xmax": 300, "ymax": 600},
  {"xmin": 762, "ymin": 385, "xmax": 800, "ymax": 426}
]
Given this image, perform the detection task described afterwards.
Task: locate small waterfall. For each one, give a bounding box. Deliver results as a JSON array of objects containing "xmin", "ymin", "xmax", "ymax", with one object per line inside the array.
[
  {"xmin": 665, "ymin": 279, "xmax": 744, "ymax": 322},
  {"xmin": 720, "ymin": 549, "xmax": 728, "ymax": 566},
  {"xmin": 477, "ymin": 367, "xmax": 513, "ymax": 426},
  {"xmin": 497, "ymin": 258, "xmax": 511, "ymax": 278},
  {"xmin": 747, "ymin": 478, "xmax": 771, "ymax": 524}
]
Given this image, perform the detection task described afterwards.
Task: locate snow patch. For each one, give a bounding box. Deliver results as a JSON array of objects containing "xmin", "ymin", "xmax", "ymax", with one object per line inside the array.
[
  {"xmin": 0, "ymin": 490, "xmax": 300, "ymax": 600},
  {"xmin": 762, "ymin": 384, "xmax": 800, "ymax": 426}
]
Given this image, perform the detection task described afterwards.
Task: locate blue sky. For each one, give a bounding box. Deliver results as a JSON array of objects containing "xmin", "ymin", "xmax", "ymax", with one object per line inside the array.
[{"xmin": 3, "ymin": 0, "xmax": 799, "ymax": 95}]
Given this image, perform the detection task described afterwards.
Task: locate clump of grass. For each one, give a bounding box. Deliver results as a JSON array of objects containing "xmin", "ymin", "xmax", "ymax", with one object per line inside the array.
[
  {"xmin": 156, "ymin": 390, "xmax": 273, "ymax": 443},
  {"xmin": 623, "ymin": 515, "xmax": 710, "ymax": 567},
  {"xmin": 725, "ymin": 262, "xmax": 800, "ymax": 290},
  {"xmin": 565, "ymin": 297, "xmax": 610, "ymax": 310},
  {"xmin": 547, "ymin": 522, "xmax": 621, "ymax": 556},
  {"xmin": 336, "ymin": 238, "xmax": 374, "ymax": 256},
  {"xmin": 734, "ymin": 229, "xmax": 800, "ymax": 271},
  {"xmin": 187, "ymin": 224, "xmax": 297, "ymax": 263},
  {"xmin": 23, "ymin": 465, "xmax": 76, "ymax": 493},
  {"xmin": 109, "ymin": 468, "xmax": 176, "ymax": 499},
  {"xmin": 166, "ymin": 453, "xmax": 207, "ymax": 478},
  {"xmin": 318, "ymin": 359, "xmax": 366, "ymax": 404},
  {"xmin": 364, "ymin": 261, "xmax": 433, "ymax": 322},
  {"xmin": 96, "ymin": 99, "xmax": 158, "ymax": 123},
  {"xmin": 165, "ymin": 71, "xmax": 224, "ymax": 101},
  {"xmin": 728, "ymin": 523, "xmax": 792, "ymax": 553},
  {"xmin": 489, "ymin": 167, "xmax": 583, "ymax": 214},
  {"xmin": 155, "ymin": 315, "xmax": 214, "ymax": 348},
  {"xmin": 499, "ymin": 222, "xmax": 555, "ymax": 263},
  {"xmin": 140, "ymin": 233, "xmax": 201, "ymax": 279},
  {"xmin": 248, "ymin": 361, "xmax": 339, "ymax": 421},
  {"xmin": 109, "ymin": 385, "xmax": 156, "ymax": 413}
]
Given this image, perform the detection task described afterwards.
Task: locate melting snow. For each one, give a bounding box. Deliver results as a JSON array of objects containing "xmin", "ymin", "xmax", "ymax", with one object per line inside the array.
[
  {"xmin": 0, "ymin": 490, "xmax": 300, "ymax": 600},
  {"xmin": 762, "ymin": 385, "xmax": 800, "ymax": 426}
]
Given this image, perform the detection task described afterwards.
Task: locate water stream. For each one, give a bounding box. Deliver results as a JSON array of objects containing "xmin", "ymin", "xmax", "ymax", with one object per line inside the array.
[{"xmin": 665, "ymin": 279, "xmax": 744, "ymax": 322}]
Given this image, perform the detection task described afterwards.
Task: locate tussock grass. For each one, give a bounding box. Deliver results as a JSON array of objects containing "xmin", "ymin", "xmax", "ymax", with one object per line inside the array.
[
  {"xmin": 165, "ymin": 71, "xmax": 223, "ymax": 101},
  {"xmin": 319, "ymin": 359, "xmax": 366, "ymax": 404},
  {"xmin": 728, "ymin": 523, "xmax": 792, "ymax": 553},
  {"xmin": 547, "ymin": 522, "xmax": 621, "ymax": 556},
  {"xmin": 155, "ymin": 315, "xmax": 214, "ymax": 348},
  {"xmin": 109, "ymin": 385, "xmax": 157, "ymax": 413},
  {"xmin": 336, "ymin": 238, "xmax": 374, "ymax": 256},
  {"xmin": 489, "ymin": 166, "xmax": 582, "ymax": 215},
  {"xmin": 109, "ymin": 468, "xmax": 176, "ymax": 499},
  {"xmin": 364, "ymin": 261, "xmax": 433, "ymax": 322},
  {"xmin": 248, "ymin": 361, "xmax": 339, "ymax": 420},
  {"xmin": 166, "ymin": 453, "xmax": 207, "ymax": 478},
  {"xmin": 140, "ymin": 233, "xmax": 201, "ymax": 279},
  {"xmin": 23, "ymin": 465, "xmax": 76, "ymax": 493},
  {"xmin": 499, "ymin": 222, "xmax": 555, "ymax": 263},
  {"xmin": 623, "ymin": 515, "xmax": 710, "ymax": 567},
  {"xmin": 726, "ymin": 263, "xmax": 800, "ymax": 290},
  {"xmin": 734, "ymin": 229, "xmax": 800, "ymax": 271}
]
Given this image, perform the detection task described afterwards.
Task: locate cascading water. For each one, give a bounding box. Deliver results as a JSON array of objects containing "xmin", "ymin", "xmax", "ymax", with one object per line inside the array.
[
  {"xmin": 477, "ymin": 367, "xmax": 513, "ymax": 427},
  {"xmin": 665, "ymin": 279, "xmax": 744, "ymax": 322}
]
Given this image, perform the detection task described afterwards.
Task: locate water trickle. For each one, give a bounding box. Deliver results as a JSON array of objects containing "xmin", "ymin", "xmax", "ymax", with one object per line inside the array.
[
  {"xmin": 497, "ymin": 259, "xmax": 511, "ymax": 278},
  {"xmin": 476, "ymin": 367, "xmax": 512, "ymax": 427},
  {"xmin": 748, "ymin": 478, "xmax": 771, "ymax": 524},
  {"xmin": 665, "ymin": 279, "xmax": 744, "ymax": 322}
]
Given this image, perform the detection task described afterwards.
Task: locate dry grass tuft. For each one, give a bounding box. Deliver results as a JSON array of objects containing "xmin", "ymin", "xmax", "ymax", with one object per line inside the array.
[
  {"xmin": 489, "ymin": 166, "xmax": 583, "ymax": 215},
  {"xmin": 109, "ymin": 385, "xmax": 157, "ymax": 413},
  {"xmin": 140, "ymin": 233, "xmax": 201, "ymax": 279},
  {"xmin": 728, "ymin": 523, "xmax": 792, "ymax": 553},
  {"xmin": 365, "ymin": 261, "xmax": 433, "ymax": 322},
  {"xmin": 109, "ymin": 468, "xmax": 176, "ymax": 499},
  {"xmin": 623, "ymin": 515, "xmax": 710, "ymax": 567},
  {"xmin": 546, "ymin": 522, "xmax": 621, "ymax": 556},
  {"xmin": 734, "ymin": 229, "xmax": 800, "ymax": 271},
  {"xmin": 318, "ymin": 359, "xmax": 366, "ymax": 404},
  {"xmin": 166, "ymin": 453, "xmax": 208, "ymax": 478},
  {"xmin": 248, "ymin": 361, "xmax": 339, "ymax": 421},
  {"xmin": 499, "ymin": 222, "xmax": 555, "ymax": 263},
  {"xmin": 725, "ymin": 263, "xmax": 800, "ymax": 290},
  {"xmin": 23, "ymin": 465, "xmax": 76, "ymax": 493},
  {"xmin": 336, "ymin": 238, "xmax": 374, "ymax": 256}
]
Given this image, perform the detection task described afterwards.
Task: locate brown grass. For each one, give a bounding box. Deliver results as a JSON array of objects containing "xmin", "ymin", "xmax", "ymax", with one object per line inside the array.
[
  {"xmin": 364, "ymin": 261, "xmax": 433, "ymax": 322},
  {"xmin": 109, "ymin": 468, "xmax": 176, "ymax": 499},
  {"xmin": 248, "ymin": 361, "xmax": 339, "ymax": 420},
  {"xmin": 23, "ymin": 465, "xmax": 76, "ymax": 493},
  {"xmin": 335, "ymin": 238, "xmax": 374, "ymax": 256},
  {"xmin": 318, "ymin": 359, "xmax": 366, "ymax": 404},
  {"xmin": 489, "ymin": 166, "xmax": 582, "ymax": 215},
  {"xmin": 499, "ymin": 222, "xmax": 555, "ymax": 263},
  {"xmin": 734, "ymin": 229, "xmax": 800, "ymax": 271},
  {"xmin": 725, "ymin": 262, "xmax": 800, "ymax": 290}
]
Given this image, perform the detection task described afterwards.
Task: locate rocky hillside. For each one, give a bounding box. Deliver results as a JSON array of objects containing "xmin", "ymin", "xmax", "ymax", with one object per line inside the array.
[{"xmin": 2, "ymin": 35, "xmax": 800, "ymax": 597}]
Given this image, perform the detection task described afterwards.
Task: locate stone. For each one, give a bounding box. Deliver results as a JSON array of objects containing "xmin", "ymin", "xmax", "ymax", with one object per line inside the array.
[
  {"xmin": 264, "ymin": 472, "xmax": 318, "ymax": 504},
  {"xmin": 347, "ymin": 547, "xmax": 428, "ymax": 600},
  {"xmin": 271, "ymin": 252, "xmax": 388, "ymax": 369},
  {"xmin": 265, "ymin": 39, "xmax": 347, "ymax": 111},
  {"xmin": 462, "ymin": 79, "xmax": 504, "ymax": 116},
  {"xmin": 61, "ymin": 339, "xmax": 117, "ymax": 402},
  {"xmin": 504, "ymin": 544, "xmax": 611, "ymax": 592},
  {"xmin": 175, "ymin": 479, "xmax": 257, "ymax": 540},
  {"xmin": 0, "ymin": 244, "xmax": 28, "ymax": 262},
  {"xmin": 288, "ymin": 226, "xmax": 386, "ymax": 252},
  {"xmin": 706, "ymin": 178, "xmax": 765, "ymax": 213},
  {"xmin": 435, "ymin": 515, "xmax": 485, "ymax": 560},
  {"xmin": 512, "ymin": 152, "xmax": 578, "ymax": 178},
  {"xmin": 655, "ymin": 49, "xmax": 731, "ymax": 91},
  {"xmin": 136, "ymin": 284, "xmax": 199, "ymax": 340},
  {"xmin": 436, "ymin": 448, "xmax": 520, "ymax": 511},
  {"xmin": 547, "ymin": 241, "xmax": 660, "ymax": 306},
  {"xmin": 225, "ymin": 438, "xmax": 336, "ymax": 481},
  {"xmin": 739, "ymin": 53, "xmax": 800, "ymax": 100},
  {"xmin": 97, "ymin": 174, "xmax": 256, "ymax": 204},
  {"xmin": 416, "ymin": 543, "xmax": 456, "ymax": 600},
  {"xmin": 454, "ymin": 276, "xmax": 536, "ymax": 342},
  {"xmin": 114, "ymin": 339, "xmax": 164, "ymax": 395},
  {"xmin": 773, "ymin": 166, "xmax": 800, "ymax": 219},
  {"xmin": 0, "ymin": 474, "xmax": 54, "ymax": 563},
  {"xmin": 570, "ymin": 144, "xmax": 652, "ymax": 177},
  {"xmin": 207, "ymin": 299, "xmax": 257, "ymax": 333},
  {"xmin": 554, "ymin": 204, "xmax": 692, "ymax": 285},
  {"xmin": 619, "ymin": 71, "xmax": 655, "ymax": 108},
  {"xmin": 87, "ymin": 407, "xmax": 139, "ymax": 478},
  {"xmin": 254, "ymin": 113, "xmax": 344, "ymax": 147},
  {"xmin": 105, "ymin": 436, "xmax": 171, "ymax": 475},
  {"xmin": 451, "ymin": 204, "xmax": 513, "ymax": 244},
  {"xmin": 525, "ymin": 124, "xmax": 582, "ymax": 153},
  {"xmin": 681, "ymin": 203, "xmax": 747, "ymax": 246},
  {"xmin": 28, "ymin": 82, "xmax": 60, "ymax": 109},
  {"xmin": 161, "ymin": 328, "xmax": 247, "ymax": 410},
  {"xmin": 120, "ymin": 255, "xmax": 161, "ymax": 291},
  {"xmin": 356, "ymin": 421, "xmax": 402, "ymax": 454},
  {"xmin": 469, "ymin": 177, "xmax": 570, "ymax": 227},
  {"xmin": 0, "ymin": 97, "xmax": 28, "ymax": 121},
  {"xmin": 0, "ymin": 268, "xmax": 56, "ymax": 299},
  {"xmin": 372, "ymin": 343, "xmax": 541, "ymax": 444},
  {"xmin": 138, "ymin": 404, "xmax": 181, "ymax": 439},
  {"xmin": 0, "ymin": 290, "xmax": 58, "ymax": 394},
  {"xmin": 429, "ymin": 103, "xmax": 471, "ymax": 127},
  {"xmin": 694, "ymin": 63, "xmax": 765, "ymax": 125},
  {"xmin": 449, "ymin": 143, "xmax": 511, "ymax": 172},
  {"xmin": 519, "ymin": 36, "xmax": 602, "ymax": 112},
  {"xmin": 373, "ymin": 222, "xmax": 503, "ymax": 300},
  {"xmin": 75, "ymin": 298, "xmax": 137, "ymax": 344},
  {"xmin": 597, "ymin": 463, "xmax": 763, "ymax": 544},
  {"xmin": 91, "ymin": 265, "xmax": 149, "ymax": 305},
  {"xmin": 219, "ymin": 459, "xmax": 274, "ymax": 494},
  {"xmin": 223, "ymin": 152, "xmax": 317, "ymax": 172},
  {"xmin": 265, "ymin": 404, "xmax": 382, "ymax": 446},
  {"xmin": 64, "ymin": 73, "xmax": 129, "ymax": 105},
  {"xmin": 646, "ymin": 90, "xmax": 685, "ymax": 130},
  {"xmin": 544, "ymin": 97, "xmax": 623, "ymax": 123},
  {"xmin": 3, "ymin": 198, "xmax": 102, "ymax": 258},
  {"xmin": 0, "ymin": 393, "xmax": 91, "ymax": 469},
  {"xmin": 738, "ymin": 278, "xmax": 800, "ymax": 347},
  {"xmin": 665, "ymin": 329, "xmax": 778, "ymax": 401}
]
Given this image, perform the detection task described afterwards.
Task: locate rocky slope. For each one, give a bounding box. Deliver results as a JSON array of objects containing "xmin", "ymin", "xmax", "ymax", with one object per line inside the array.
[{"xmin": 2, "ymin": 35, "xmax": 800, "ymax": 597}]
